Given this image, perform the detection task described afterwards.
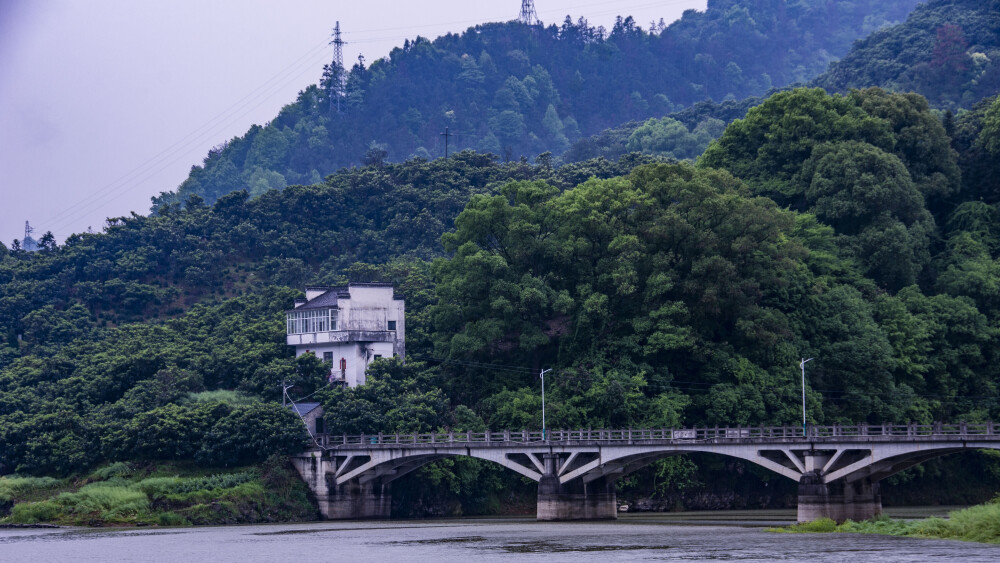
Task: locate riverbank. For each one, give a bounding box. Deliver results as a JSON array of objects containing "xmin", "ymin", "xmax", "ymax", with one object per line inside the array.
[
  {"xmin": 770, "ymin": 499, "xmax": 1000, "ymax": 544},
  {"xmin": 0, "ymin": 456, "xmax": 316, "ymax": 527}
]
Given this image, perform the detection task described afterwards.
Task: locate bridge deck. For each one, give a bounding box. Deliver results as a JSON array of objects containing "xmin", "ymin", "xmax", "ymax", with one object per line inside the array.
[{"xmin": 314, "ymin": 422, "xmax": 998, "ymax": 449}]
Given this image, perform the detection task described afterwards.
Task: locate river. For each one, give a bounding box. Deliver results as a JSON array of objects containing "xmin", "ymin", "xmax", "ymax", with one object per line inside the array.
[{"xmin": 2, "ymin": 509, "xmax": 998, "ymax": 562}]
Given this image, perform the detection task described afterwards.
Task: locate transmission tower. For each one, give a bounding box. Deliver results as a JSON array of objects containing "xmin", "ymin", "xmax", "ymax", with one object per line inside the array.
[
  {"xmin": 328, "ymin": 21, "xmax": 347, "ymax": 113},
  {"xmin": 519, "ymin": 0, "xmax": 538, "ymax": 26},
  {"xmin": 22, "ymin": 221, "xmax": 38, "ymax": 252}
]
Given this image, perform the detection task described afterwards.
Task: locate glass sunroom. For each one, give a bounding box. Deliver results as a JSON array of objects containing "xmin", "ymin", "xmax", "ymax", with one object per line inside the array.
[{"xmin": 286, "ymin": 308, "xmax": 339, "ymax": 334}]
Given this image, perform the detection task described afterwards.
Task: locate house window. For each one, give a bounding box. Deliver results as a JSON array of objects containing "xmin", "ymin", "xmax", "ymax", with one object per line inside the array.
[
  {"xmin": 315, "ymin": 417, "xmax": 325, "ymax": 434},
  {"xmin": 387, "ymin": 320, "xmax": 397, "ymax": 331},
  {"xmin": 286, "ymin": 308, "xmax": 338, "ymax": 334},
  {"xmin": 323, "ymin": 352, "xmax": 333, "ymax": 364}
]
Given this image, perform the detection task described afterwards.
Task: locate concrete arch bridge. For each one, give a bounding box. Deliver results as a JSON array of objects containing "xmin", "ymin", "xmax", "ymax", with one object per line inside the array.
[{"xmin": 290, "ymin": 423, "xmax": 1000, "ymax": 522}]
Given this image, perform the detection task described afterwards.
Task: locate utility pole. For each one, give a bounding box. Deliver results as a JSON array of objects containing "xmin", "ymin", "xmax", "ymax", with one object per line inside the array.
[
  {"xmin": 282, "ymin": 379, "xmax": 295, "ymax": 407},
  {"xmin": 519, "ymin": 0, "xmax": 538, "ymax": 25},
  {"xmin": 800, "ymin": 358, "xmax": 813, "ymax": 435},
  {"xmin": 440, "ymin": 127, "xmax": 452, "ymax": 158},
  {"xmin": 329, "ymin": 21, "xmax": 346, "ymax": 113},
  {"xmin": 540, "ymin": 368, "xmax": 552, "ymax": 441}
]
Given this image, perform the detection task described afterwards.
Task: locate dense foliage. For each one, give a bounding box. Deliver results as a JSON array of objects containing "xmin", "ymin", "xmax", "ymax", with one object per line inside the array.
[
  {"xmin": 3, "ymin": 87, "xmax": 1000, "ymax": 509},
  {"xmin": 0, "ymin": 154, "xmax": 657, "ymax": 476},
  {"xmin": 154, "ymin": 0, "xmax": 920, "ymax": 207},
  {"xmin": 563, "ymin": 95, "xmax": 766, "ymax": 164},
  {"xmin": 427, "ymin": 159, "xmax": 998, "ymax": 427},
  {"xmin": 701, "ymin": 87, "xmax": 960, "ymax": 289},
  {"xmin": 4, "ymin": 0, "xmax": 1000, "ymax": 516},
  {"xmin": 814, "ymin": 0, "xmax": 1000, "ymax": 108}
]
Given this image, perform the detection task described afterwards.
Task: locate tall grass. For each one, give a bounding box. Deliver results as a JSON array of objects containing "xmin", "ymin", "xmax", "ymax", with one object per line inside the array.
[
  {"xmin": 137, "ymin": 471, "xmax": 257, "ymax": 498},
  {"xmin": 772, "ymin": 501, "xmax": 1000, "ymax": 544},
  {"xmin": 3, "ymin": 459, "xmax": 314, "ymax": 527},
  {"xmin": 7, "ymin": 501, "xmax": 63, "ymax": 523},
  {"xmin": 0, "ymin": 476, "xmax": 62, "ymax": 501},
  {"xmin": 56, "ymin": 485, "xmax": 150, "ymax": 520},
  {"xmin": 910, "ymin": 502, "xmax": 1000, "ymax": 543}
]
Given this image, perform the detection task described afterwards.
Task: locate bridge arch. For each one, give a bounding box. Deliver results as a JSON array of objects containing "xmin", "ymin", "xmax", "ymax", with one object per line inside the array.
[
  {"xmin": 295, "ymin": 424, "xmax": 1000, "ymax": 521},
  {"xmin": 327, "ymin": 448, "xmax": 552, "ymax": 486}
]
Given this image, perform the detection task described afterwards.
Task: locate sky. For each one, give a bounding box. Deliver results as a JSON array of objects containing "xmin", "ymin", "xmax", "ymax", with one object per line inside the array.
[{"xmin": 0, "ymin": 0, "xmax": 707, "ymax": 246}]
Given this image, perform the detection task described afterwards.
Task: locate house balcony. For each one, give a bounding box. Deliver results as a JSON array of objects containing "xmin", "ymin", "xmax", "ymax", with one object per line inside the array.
[{"xmin": 287, "ymin": 330, "xmax": 396, "ymax": 346}]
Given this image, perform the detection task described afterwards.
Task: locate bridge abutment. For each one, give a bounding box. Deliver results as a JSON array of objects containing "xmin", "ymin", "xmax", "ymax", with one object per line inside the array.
[
  {"xmin": 797, "ymin": 473, "xmax": 881, "ymax": 523},
  {"xmin": 321, "ymin": 480, "xmax": 392, "ymax": 520},
  {"xmin": 291, "ymin": 453, "xmax": 391, "ymax": 520},
  {"xmin": 536, "ymin": 454, "xmax": 617, "ymax": 520}
]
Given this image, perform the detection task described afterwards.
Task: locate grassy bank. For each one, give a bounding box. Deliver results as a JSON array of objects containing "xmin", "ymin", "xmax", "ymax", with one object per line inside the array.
[
  {"xmin": 0, "ymin": 456, "xmax": 316, "ymax": 526},
  {"xmin": 770, "ymin": 500, "xmax": 1000, "ymax": 544}
]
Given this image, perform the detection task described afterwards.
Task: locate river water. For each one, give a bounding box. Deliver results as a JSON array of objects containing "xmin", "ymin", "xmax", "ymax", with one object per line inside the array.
[{"xmin": 2, "ymin": 510, "xmax": 998, "ymax": 562}]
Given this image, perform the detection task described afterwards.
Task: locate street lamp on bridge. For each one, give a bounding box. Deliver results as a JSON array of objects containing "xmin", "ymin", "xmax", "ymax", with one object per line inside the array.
[
  {"xmin": 800, "ymin": 357, "xmax": 813, "ymax": 434},
  {"xmin": 540, "ymin": 368, "xmax": 552, "ymax": 441}
]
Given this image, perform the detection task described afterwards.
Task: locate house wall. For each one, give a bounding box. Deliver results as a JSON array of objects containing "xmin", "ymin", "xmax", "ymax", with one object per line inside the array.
[
  {"xmin": 290, "ymin": 284, "xmax": 405, "ymax": 387},
  {"xmin": 299, "ymin": 407, "xmax": 325, "ymax": 436}
]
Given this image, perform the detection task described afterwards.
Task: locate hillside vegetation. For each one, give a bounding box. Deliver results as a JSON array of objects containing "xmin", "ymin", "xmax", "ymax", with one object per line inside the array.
[
  {"xmin": 4, "ymin": 0, "xmax": 1000, "ymax": 522},
  {"xmin": 4, "ymin": 88, "xmax": 1000, "ymax": 519},
  {"xmin": 814, "ymin": 0, "xmax": 1000, "ymax": 108},
  {"xmin": 154, "ymin": 0, "xmax": 921, "ymax": 208}
]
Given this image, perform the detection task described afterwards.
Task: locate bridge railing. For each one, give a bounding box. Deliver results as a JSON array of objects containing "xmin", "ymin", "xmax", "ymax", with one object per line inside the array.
[{"xmin": 314, "ymin": 422, "xmax": 996, "ymax": 447}]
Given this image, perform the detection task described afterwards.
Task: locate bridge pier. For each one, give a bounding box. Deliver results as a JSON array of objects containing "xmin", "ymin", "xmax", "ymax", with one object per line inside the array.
[
  {"xmin": 797, "ymin": 472, "xmax": 881, "ymax": 523},
  {"xmin": 291, "ymin": 453, "xmax": 391, "ymax": 519},
  {"xmin": 536, "ymin": 454, "xmax": 617, "ymax": 520}
]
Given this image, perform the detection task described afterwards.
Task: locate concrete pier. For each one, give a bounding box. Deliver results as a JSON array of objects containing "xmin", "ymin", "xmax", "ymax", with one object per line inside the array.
[
  {"xmin": 290, "ymin": 453, "xmax": 391, "ymax": 519},
  {"xmin": 321, "ymin": 480, "xmax": 391, "ymax": 520},
  {"xmin": 536, "ymin": 454, "xmax": 617, "ymax": 520},
  {"xmin": 797, "ymin": 472, "xmax": 881, "ymax": 523}
]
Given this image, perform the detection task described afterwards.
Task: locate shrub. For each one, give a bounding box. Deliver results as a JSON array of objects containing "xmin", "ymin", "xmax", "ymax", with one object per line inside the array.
[
  {"xmin": 136, "ymin": 476, "xmax": 183, "ymax": 498},
  {"xmin": 90, "ymin": 462, "xmax": 134, "ymax": 481},
  {"xmin": 7, "ymin": 500, "xmax": 63, "ymax": 523},
  {"xmin": 155, "ymin": 511, "xmax": 190, "ymax": 526}
]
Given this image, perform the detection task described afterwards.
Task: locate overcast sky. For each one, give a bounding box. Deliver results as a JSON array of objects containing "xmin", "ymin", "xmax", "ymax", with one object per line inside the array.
[{"xmin": 0, "ymin": 0, "xmax": 706, "ymax": 246}]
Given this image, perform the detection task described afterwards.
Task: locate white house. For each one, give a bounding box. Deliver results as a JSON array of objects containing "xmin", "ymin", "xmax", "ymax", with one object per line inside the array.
[{"xmin": 286, "ymin": 283, "xmax": 405, "ymax": 387}]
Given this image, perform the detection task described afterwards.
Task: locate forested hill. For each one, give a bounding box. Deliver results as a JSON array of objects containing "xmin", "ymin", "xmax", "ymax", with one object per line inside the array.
[
  {"xmin": 155, "ymin": 0, "xmax": 921, "ymax": 208},
  {"xmin": 3, "ymin": 88, "xmax": 1000, "ymax": 516},
  {"xmin": 813, "ymin": 0, "xmax": 1000, "ymax": 108}
]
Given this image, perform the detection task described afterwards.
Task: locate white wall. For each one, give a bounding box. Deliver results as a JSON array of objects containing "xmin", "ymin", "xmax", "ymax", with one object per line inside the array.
[{"xmin": 290, "ymin": 284, "xmax": 406, "ymax": 387}]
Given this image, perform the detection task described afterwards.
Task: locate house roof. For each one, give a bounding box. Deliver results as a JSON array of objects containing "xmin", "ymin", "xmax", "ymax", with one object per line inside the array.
[
  {"xmin": 288, "ymin": 283, "xmax": 402, "ymax": 313},
  {"xmin": 294, "ymin": 290, "xmax": 344, "ymax": 310},
  {"xmin": 289, "ymin": 402, "xmax": 322, "ymax": 416},
  {"xmin": 289, "ymin": 286, "xmax": 351, "ymax": 311}
]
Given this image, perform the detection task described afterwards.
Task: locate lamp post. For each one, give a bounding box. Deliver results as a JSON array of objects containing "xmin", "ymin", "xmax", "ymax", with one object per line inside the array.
[
  {"xmin": 540, "ymin": 368, "xmax": 552, "ymax": 441},
  {"xmin": 800, "ymin": 358, "xmax": 813, "ymax": 435}
]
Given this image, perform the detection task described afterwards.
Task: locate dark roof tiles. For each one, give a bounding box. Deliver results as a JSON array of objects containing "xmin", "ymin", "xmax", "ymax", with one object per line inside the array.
[{"xmin": 289, "ymin": 402, "xmax": 322, "ymax": 416}]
